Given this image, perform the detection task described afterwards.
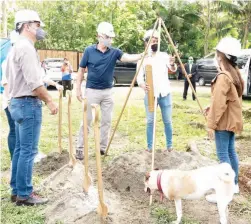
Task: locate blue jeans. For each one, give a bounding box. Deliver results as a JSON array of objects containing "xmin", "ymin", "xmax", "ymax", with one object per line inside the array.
[
  {"xmin": 4, "ymin": 107, "xmax": 16, "ymax": 159},
  {"xmin": 215, "ymin": 130, "xmax": 239, "ymax": 184},
  {"xmin": 144, "ymin": 93, "xmax": 172, "ymax": 150},
  {"xmin": 9, "ymin": 97, "xmax": 42, "ymax": 199}
]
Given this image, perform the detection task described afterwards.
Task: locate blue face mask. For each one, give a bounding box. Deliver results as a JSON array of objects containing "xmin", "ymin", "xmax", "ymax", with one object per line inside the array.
[
  {"xmin": 35, "ymin": 28, "xmax": 47, "ymax": 41},
  {"xmin": 29, "ymin": 25, "xmax": 46, "ymax": 41},
  {"xmin": 99, "ymin": 36, "xmax": 112, "ymax": 48},
  {"xmin": 188, "ymin": 59, "xmax": 193, "ymax": 64}
]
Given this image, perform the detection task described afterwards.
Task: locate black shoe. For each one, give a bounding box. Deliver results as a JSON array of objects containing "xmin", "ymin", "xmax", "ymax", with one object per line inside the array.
[
  {"xmin": 75, "ymin": 150, "xmax": 84, "ymax": 160},
  {"xmin": 16, "ymin": 193, "xmax": 48, "ymax": 206},
  {"xmin": 100, "ymin": 150, "xmax": 105, "ymax": 156},
  {"xmin": 11, "ymin": 195, "xmax": 17, "ymax": 203}
]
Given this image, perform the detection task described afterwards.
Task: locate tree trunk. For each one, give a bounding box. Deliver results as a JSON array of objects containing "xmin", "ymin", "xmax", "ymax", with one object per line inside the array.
[
  {"xmin": 2, "ymin": 0, "xmax": 8, "ymax": 38},
  {"xmin": 204, "ymin": 0, "xmax": 211, "ymax": 56},
  {"xmin": 242, "ymin": 19, "xmax": 249, "ymax": 49}
]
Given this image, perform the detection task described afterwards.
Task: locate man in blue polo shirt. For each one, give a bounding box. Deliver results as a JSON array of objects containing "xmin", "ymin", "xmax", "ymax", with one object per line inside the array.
[{"xmin": 76, "ymin": 22, "xmax": 143, "ymax": 158}]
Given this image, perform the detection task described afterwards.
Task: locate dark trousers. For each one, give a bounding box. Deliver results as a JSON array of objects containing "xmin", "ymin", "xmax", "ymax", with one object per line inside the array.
[
  {"xmin": 183, "ymin": 80, "xmax": 196, "ymax": 100},
  {"xmin": 62, "ymin": 80, "xmax": 72, "ymax": 97}
]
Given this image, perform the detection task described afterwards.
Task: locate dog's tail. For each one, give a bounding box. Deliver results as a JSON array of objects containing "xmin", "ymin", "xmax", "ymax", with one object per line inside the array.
[{"xmin": 218, "ymin": 163, "xmax": 235, "ymax": 183}]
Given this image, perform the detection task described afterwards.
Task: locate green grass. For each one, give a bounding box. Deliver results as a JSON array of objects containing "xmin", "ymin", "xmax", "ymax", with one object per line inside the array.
[
  {"xmin": 1, "ymin": 89, "xmax": 251, "ymax": 223},
  {"xmin": 151, "ymin": 206, "xmax": 200, "ymax": 224}
]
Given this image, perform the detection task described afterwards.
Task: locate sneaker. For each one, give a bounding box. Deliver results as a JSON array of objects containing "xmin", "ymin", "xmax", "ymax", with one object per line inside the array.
[
  {"xmin": 75, "ymin": 150, "xmax": 84, "ymax": 160},
  {"xmin": 234, "ymin": 184, "xmax": 239, "ymax": 194},
  {"xmin": 16, "ymin": 193, "xmax": 48, "ymax": 206},
  {"xmin": 11, "ymin": 195, "xmax": 17, "ymax": 203},
  {"xmin": 145, "ymin": 149, "xmax": 151, "ymax": 153},
  {"xmin": 206, "ymin": 193, "xmax": 217, "ymax": 204},
  {"xmin": 100, "ymin": 150, "xmax": 105, "ymax": 156}
]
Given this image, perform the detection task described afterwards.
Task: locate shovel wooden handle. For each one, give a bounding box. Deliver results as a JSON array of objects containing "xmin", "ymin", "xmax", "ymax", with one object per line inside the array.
[
  {"xmin": 92, "ymin": 104, "xmax": 108, "ymax": 218},
  {"xmin": 58, "ymin": 90, "xmax": 63, "ymax": 153},
  {"xmin": 83, "ymin": 97, "xmax": 91, "ymax": 192},
  {"xmin": 67, "ymin": 90, "xmax": 76, "ymax": 167},
  {"xmin": 146, "ymin": 65, "xmax": 154, "ymax": 112}
]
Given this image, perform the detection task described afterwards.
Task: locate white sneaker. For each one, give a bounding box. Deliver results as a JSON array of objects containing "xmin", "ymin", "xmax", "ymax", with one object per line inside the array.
[
  {"xmin": 206, "ymin": 194, "xmax": 217, "ymax": 204},
  {"xmin": 234, "ymin": 184, "xmax": 239, "ymax": 194}
]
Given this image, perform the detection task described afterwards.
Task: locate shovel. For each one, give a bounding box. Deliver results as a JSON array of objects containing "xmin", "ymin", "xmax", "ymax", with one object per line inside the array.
[
  {"xmin": 58, "ymin": 90, "xmax": 63, "ymax": 153},
  {"xmin": 83, "ymin": 97, "xmax": 91, "ymax": 192},
  {"xmin": 92, "ymin": 104, "xmax": 108, "ymax": 218},
  {"xmin": 67, "ymin": 90, "xmax": 77, "ymax": 167}
]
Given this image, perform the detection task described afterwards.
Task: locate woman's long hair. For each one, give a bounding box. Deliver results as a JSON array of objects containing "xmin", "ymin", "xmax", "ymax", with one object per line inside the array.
[{"xmin": 216, "ymin": 50, "xmax": 244, "ymax": 97}]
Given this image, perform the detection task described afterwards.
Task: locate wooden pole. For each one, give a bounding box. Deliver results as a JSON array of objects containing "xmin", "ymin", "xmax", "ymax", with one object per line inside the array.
[
  {"xmin": 104, "ymin": 17, "xmax": 160, "ymax": 158},
  {"xmin": 92, "ymin": 104, "xmax": 108, "ymax": 218},
  {"xmin": 157, "ymin": 17, "xmax": 161, "ymax": 52},
  {"xmin": 146, "ymin": 65, "xmax": 154, "ymax": 112},
  {"xmin": 149, "ymin": 96, "xmax": 158, "ymax": 206},
  {"xmin": 83, "ymin": 97, "xmax": 91, "ymax": 192},
  {"xmin": 150, "ymin": 18, "xmax": 161, "ymax": 206},
  {"xmin": 160, "ymin": 18, "xmax": 206, "ymax": 121},
  {"xmin": 58, "ymin": 90, "xmax": 63, "ymax": 153},
  {"xmin": 67, "ymin": 90, "xmax": 77, "ymax": 167}
]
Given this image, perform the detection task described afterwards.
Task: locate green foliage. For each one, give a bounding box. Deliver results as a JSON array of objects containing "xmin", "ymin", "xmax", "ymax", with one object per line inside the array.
[{"xmin": 5, "ymin": 0, "xmax": 250, "ymax": 57}]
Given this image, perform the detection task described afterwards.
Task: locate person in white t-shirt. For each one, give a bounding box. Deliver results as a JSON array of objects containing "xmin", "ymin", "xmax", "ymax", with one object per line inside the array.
[{"xmin": 137, "ymin": 29, "xmax": 177, "ymax": 152}]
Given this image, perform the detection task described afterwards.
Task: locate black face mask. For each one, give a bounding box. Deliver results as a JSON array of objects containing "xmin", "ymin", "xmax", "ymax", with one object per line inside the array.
[{"xmin": 151, "ymin": 43, "xmax": 158, "ymax": 52}]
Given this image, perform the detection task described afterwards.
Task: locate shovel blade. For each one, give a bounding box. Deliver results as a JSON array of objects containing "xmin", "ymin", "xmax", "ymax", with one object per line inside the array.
[
  {"xmin": 97, "ymin": 202, "xmax": 108, "ymax": 218},
  {"xmin": 83, "ymin": 175, "xmax": 92, "ymax": 193}
]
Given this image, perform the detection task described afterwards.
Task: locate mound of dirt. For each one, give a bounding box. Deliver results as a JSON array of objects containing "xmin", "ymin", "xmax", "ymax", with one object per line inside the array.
[
  {"xmin": 34, "ymin": 151, "xmax": 69, "ymax": 176},
  {"xmin": 39, "ymin": 150, "xmax": 250, "ymax": 224},
  {"xmin": 103, "ymin": 150, "xmax": 215, "ymax": 201}
]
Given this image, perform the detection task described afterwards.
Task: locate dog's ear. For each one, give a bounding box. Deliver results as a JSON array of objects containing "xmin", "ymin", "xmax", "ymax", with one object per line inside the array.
[
  {"xmin": 154, "ymin": 168, "xmax": 159, "ymax": 171},
  {"xmin": 145, "ymin": 172, "xmax": 150, "ymax": 182}
]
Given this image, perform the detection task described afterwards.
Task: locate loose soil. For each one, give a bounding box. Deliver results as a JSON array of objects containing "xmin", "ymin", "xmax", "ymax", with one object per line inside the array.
[{"xmin": 35, "ymin": 149, "xmax": 250, "ymax": 224}]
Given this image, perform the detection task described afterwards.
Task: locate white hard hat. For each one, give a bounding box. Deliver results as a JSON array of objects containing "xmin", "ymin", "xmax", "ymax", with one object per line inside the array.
[
  {"xmin": 143, "ymin": 29, "xmax": 159, "ymax": 41},
  {"xmin": 216, "ymin": 37, "xmax": 241, "ymax": 57},
  {"xmin": 10, "ymin": 30, "xmax": 19, "ymax": 44},
  {"xmin": 97, "ymin": 22, "xmax": 115, "ymax": 38},
  {"xmin": 15, "ymin": 9, "xmax": 45, "ymax": 30}
]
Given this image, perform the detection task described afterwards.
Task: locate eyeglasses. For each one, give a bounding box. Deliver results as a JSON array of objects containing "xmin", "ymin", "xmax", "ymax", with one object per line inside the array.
[
  {"xmin": 101, "ymin": 34, "xmax": 113, "ymax": 39},
  {"xmin": 28, "ymin": 21, "xmax": 41, "ymax": 27}
]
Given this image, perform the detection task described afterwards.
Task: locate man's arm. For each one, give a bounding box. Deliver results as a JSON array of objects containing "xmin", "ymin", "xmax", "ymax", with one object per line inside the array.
[
  {"xmin": 76, "ymin": 67, "xmax": 86, "ymax": 102},
  {"xmin": 167, "ymin": 55, "xmax": 177, "ymax": 72},
  {"xmin": 20, "ymin": 47, "xmax": 58, "ymax": 114},
  {"xmin": 120, "ymin": 53, "xmax": 143, "ymax": 62},
  {"xmin": 76, "ymin": 49, "xmax": 89, "ymax": 101},
  {"xmin": 33, "ymin": 86, "xmax": 58, "ymax": 114}
]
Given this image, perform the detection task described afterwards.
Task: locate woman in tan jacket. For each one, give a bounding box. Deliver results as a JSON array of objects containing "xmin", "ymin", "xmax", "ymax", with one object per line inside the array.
[{"xmin": 205, "ymin": 37, "xmax": 244, "ymax": 203}]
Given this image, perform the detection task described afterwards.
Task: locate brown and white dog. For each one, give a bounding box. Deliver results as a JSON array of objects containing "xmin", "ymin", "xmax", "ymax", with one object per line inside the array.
[{"xmin": 144, "ymin": 163, "xmax": 235, "ymax": 224}]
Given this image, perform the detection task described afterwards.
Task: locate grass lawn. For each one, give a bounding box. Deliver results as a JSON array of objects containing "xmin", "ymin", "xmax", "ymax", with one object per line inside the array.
[{"xmin": 1, "ymin": 89, "xmax": 251, "ymax": 224}]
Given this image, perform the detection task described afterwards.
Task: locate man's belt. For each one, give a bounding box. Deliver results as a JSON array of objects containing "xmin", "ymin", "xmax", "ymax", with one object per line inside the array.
[{"xmin": 13, "ymin": 96, "xmax": 37, "ymax": 99}]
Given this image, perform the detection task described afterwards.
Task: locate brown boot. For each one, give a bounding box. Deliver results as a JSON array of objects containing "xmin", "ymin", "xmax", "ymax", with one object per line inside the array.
[{"xmin": 16, "ymin": 193, "xmax": 48, "ymax": 206}]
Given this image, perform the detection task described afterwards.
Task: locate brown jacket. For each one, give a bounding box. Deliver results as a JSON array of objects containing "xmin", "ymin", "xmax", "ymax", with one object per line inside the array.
[{"xmin": 207, "ymin": 71, "xmax": 243, "ymax": 133}]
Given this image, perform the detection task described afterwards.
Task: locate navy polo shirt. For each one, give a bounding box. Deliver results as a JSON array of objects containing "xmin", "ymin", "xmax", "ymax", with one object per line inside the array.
[{"xmin": 79, "ymin": 44, "xmax": 123, "ymax": 89}]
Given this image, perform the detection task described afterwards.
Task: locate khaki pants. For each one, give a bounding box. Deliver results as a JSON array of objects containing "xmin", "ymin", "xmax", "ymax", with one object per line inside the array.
[{"xmin": 77, "ymin": 88, "xmax": 114, "ymax": 152}]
